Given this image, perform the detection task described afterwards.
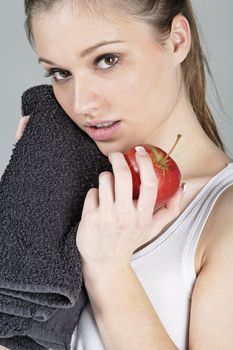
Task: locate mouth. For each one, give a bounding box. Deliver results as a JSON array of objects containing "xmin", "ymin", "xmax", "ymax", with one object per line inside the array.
[{"xmin": 85, "ymin": 120, "xmax": 121, "ymax": 141}]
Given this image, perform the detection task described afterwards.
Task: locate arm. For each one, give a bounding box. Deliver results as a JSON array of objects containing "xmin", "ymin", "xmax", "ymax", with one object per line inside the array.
[
  {"xmin": 188, "ymin": 186, "xmax": 233, "ymax": 349},
  {"xmin": 83, "ymin": 264, "xmax": 178, "ymax": 350}
]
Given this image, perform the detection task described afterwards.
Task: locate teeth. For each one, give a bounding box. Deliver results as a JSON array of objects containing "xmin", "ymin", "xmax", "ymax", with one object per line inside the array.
[{"xmin": 95, "ymin": 121, "xmax": 116, "ymax": 128}]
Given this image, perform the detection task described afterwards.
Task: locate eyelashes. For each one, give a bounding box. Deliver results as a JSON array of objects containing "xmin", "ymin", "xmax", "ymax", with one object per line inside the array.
[
  {"xmin": 44, "ymin": 68, "xmax": 70, "ymax": 81},
  {"xmin": 95, "ymin": 53, "xmax": 121, "ymax": 69},
  {"xmin": 43, "ymin": 53, "xmax": 121, "ymax": 83}
]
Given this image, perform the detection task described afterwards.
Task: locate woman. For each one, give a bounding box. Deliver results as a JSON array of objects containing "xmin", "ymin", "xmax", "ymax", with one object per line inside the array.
[{"xmin": 15, "ymin": 0, "xmax": 233, "ymax": 349}]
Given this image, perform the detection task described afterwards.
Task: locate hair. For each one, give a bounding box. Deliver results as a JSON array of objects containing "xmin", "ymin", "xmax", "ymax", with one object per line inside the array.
[{"xmin": 24, "ymin": 0, "xmax": 225, "ymax": 150}]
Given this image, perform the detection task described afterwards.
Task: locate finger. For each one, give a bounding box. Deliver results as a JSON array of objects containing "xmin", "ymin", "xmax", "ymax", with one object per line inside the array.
[
  {"xmin": 152, "ymin": 186, "xmax": 182, "ymax": 229},
  {"xmin": 108, "ymin": 152, "xmax": 133, "ymax": 209},
  {"xmin": 15, "ymin": 115, "xmax": 30, "ymax": 139},
  {"xmin": 81, "ymin": 187, "xmax": 99, "ymax": 217},
  {"xmin": 98, "ymin": 171, "xmax": 115, "ymax": 208},
  {"xmin": 165, "ymin": 186, "xmax": 183, "ymax": 211},
  {"xmin": 18, "ymin": 115, "xmax": 30, "ymax": 132},
  {"xmin": 15, "ymin": 116, "xmax": 30, "ymax": 138},
  {"xmin": 23, "ymin": 115, "xmax": 30, "ymax": 121},
  {"xmin": 135, "ymin": 147, "xmax": 158, "ymax": 219}
]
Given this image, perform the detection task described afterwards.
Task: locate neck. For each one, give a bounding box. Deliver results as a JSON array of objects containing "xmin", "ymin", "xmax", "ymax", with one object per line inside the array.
[{"xmin": 144, "ymin": 88, "xmax": 229, "ymax": 181}]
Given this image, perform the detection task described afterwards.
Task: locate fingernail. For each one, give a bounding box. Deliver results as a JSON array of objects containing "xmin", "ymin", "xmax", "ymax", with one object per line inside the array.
[
  {"xmin": 181, "ymin": 182, "xmax": 187, "ymax": 193},
  {"xmin": 135, "ymin": 146, "xmax": 147, "ymax": 155}
]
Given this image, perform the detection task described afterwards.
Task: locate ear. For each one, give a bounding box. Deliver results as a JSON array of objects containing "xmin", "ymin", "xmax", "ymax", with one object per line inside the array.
[{"xmin": 168, "ymin": 14, "xmax": 192, "ymax": 65}]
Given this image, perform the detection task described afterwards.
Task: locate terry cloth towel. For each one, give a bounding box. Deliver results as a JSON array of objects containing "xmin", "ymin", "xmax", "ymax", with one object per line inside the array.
[
  {"xmin": 0, "ymin": 287, "xmax": 87, "ymax": 350},
  {"xmin": 0, "ymin": 84, "xmax": 113, "ymax": 349}
]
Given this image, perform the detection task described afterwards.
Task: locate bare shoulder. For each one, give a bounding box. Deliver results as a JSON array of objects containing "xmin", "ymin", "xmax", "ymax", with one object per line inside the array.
[
  {"xmin": 202, "ymin": 183, "xmax": 233, "ymax": 260},
  {"xmin": 209, "ymin": 181, "xmax": 233, "ymax": 221},
  {"xmin": 194, "ymin": 180, "xmax": 233, "ymax": 275},
  {"xmin": 189, "ymin": 184, "xmax": 233, "ymax": 349}
]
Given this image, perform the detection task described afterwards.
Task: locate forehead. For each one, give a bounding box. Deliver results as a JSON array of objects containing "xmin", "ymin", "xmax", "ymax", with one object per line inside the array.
[{"xmin": 33, "ymin": 4, "xmax": 155, "ymax": 54}]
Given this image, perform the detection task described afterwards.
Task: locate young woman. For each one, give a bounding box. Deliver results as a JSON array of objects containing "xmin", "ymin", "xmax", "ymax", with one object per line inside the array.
[{"xmin": 14, "ymin": 1, "xmax": 233, "ymax": 349}]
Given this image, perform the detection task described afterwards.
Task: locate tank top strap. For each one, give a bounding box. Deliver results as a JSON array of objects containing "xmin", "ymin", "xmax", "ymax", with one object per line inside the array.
[{"xmin": 182, "ymin": 162, "xmax": 233, "ymax": 291}]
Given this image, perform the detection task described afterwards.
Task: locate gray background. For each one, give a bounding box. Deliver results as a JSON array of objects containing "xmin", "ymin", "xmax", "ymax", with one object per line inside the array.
[{"xmin": 1, "ymin": 1, "xmax": 233, "ymax": 177}]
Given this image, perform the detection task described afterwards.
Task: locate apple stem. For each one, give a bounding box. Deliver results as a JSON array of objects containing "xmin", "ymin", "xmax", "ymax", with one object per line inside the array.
[{"xmin": 160, "ymin": 134, "xmax": 182, "ymax": 164}]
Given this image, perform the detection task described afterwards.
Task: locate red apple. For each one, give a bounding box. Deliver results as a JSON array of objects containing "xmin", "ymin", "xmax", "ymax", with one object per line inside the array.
[{"xmin": 124, "ymin": 135, "xmax": 182, "ymax": 209}]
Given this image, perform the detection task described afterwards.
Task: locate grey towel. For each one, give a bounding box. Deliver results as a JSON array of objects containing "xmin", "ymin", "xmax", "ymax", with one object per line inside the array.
[
  {"xmin": 0, "ymin": 85, "xmax": 113, "ymax": 349},
  {"xmin": 0, "ymin": 287, "xmax": 87, "ymax": 350}
]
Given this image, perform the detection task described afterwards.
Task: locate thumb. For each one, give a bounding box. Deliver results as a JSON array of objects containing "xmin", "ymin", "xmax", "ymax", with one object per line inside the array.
[
  {"xmin": 152, "ymin": 186, "xmax": 183, "ymax": 230},
  {"xmin": 81, "ymin": 188, "xmax": 99, "ymax": 217}
]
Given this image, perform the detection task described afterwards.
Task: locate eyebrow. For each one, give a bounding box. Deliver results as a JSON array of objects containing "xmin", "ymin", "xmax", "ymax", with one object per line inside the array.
[{"xmin": 38, "ymin": 40, "xmax": 125, "ymax": 65}]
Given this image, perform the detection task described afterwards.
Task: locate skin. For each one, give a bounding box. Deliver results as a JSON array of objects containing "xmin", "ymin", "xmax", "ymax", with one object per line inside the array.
[
  {"xmin": 33, "ymin": 6, "xmax": 182, "ymax": 159},
  {"xmin": 15, "ymin": 3, "xmax": 233, "ymax": 349}
]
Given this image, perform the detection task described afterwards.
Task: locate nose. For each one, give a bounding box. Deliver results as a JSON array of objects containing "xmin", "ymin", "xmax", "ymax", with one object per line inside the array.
[{"xmin": 72, "ymin": 76, "xmax": 102, "ymax": 116}]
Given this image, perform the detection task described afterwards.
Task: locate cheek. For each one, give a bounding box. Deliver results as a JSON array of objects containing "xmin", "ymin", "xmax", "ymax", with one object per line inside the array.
[
  {"xmin": 108, "ymin": 70, "xmax": 144, "ymax": 110},
  {"xmin": 53, "ymin": 88, "xmax": 72, "ymax": 115},
  {"xmin": 133, "ymin": 58, "xmax": 178, "ymax": 116},
  {"xmin": 115, "ymin": 57, "xmax": 168, "ymax": 109},
  {"xmin": 53, "ymin": 89, "xmax": 67, "ymax": 109},
  {"xmin": 52, "ymin": 88, "xmax": 81, "ymax": 127}
]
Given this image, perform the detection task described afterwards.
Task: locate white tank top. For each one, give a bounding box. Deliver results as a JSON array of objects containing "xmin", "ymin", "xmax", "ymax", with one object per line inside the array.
[{"xmin": 71, "ymin": 162, "xmax": 233, "ymax": 350}]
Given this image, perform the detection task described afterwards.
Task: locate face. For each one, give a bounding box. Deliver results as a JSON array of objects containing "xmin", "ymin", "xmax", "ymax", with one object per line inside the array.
[{"xmin": 33, "ymin": 4, "xmax": 180, "ymax": 156}]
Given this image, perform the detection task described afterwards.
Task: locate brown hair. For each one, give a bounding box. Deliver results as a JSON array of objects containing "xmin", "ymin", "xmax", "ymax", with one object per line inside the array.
[{"xmin": 24, "ymin": 0, "xmax": 225, "ymax": 150}]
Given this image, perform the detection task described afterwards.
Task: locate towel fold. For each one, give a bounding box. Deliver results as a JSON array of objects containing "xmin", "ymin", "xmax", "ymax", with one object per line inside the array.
[
  {"xmin": 0, "ymin": 287, "xmax": 88, "ymax": 350},
  {"xmin": 0, "ymin": 85, "xmax": 113, "ymax": 349}
]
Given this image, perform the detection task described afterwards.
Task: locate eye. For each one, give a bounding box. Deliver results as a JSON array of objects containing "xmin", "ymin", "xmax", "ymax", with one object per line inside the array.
[
  {"xmin": 43, "ymin": 54, "xmax": 121, "ymax": 83},
  {"xmin": 95, "ymin": 54, "xmax": 120, "ymax": 70},
  {"xmin": 44, "ymin": 68, "xmax": 71, "ymax": 83}
]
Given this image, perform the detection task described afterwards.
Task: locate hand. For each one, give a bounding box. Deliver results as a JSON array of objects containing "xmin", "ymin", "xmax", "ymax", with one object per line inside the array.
[
  {"xmin": 15, "ymin": 115, "xmax": 30, "ymax": 140},
  {"xmin": 76, "ymin": 149, "xmax": 183, "ymax": 275}
]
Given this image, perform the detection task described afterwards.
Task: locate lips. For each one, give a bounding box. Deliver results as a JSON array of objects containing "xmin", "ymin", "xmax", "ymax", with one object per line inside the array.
[
  {"xmin": 85, "ymin": 121, "xmax": 121, "ymax": 141},
  {"xmin": 84, "ymin": 120, "xmax": 119, "ymax": 127}
]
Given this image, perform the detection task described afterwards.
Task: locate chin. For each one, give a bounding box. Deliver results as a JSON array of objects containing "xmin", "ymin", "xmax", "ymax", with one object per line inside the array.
[{"xmin": 95, "ymin": 142, "xmax": 127, "ymax": 157}]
